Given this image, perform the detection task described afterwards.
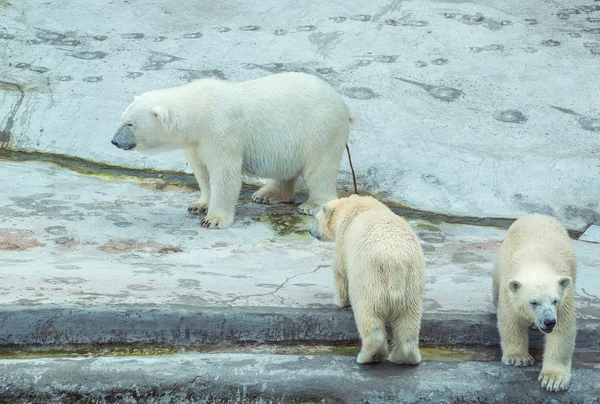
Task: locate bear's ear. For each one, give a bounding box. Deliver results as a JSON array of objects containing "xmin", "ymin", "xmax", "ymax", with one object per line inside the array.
[
  {"xmin": 321, "ymin": 204, "xmax": 333, "ymax": 218},
  {"xmin": 558, "ymin": 276, "xmax": 571, "ymax": 291},
  {"xmin": 508, "ymin": 280, "xmax": 521, "ymax": 293},
  {"xmin": 150, "ymin": 106, "xmax": 173, "ymax": 130},
  {"xmin": 134, "ymin": 95, "xmax": 140, "ymax": 101}
]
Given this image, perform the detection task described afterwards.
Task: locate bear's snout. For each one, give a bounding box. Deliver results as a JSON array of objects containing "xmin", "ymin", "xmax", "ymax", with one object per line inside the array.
[
  {"xmin": 111, "ymin": 124, "xmax": 136, "ymax": 151},
  {"xmin": 543, "ymin": 319, "xmax": 556, "ymax": 332}
]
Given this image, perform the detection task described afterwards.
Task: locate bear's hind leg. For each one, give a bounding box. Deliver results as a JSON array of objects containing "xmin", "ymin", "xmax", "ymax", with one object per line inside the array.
[
  {"xmin": 388, "ymin": 304, "xmax": 422, "ymax": 365},
  {"xmin": 252, "ymin": 178, "xmax": 297, "ymax": 205},
  {"xmin": 353, "ymin": 305, "xmax": 388, "ymax": 364},
  {"xmin": 298, "ymin": 164, "xmax": 339, "ymax": 216}
]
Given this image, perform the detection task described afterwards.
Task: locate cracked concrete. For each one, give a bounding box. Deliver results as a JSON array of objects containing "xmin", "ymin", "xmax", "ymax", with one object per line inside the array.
[
  {"xmin": 1, "ymin": 0, "xmax": 599, "ymax": 228},
  {"xmin": 0, "ymin": 160, "xmax": 598, "ymax": 324}
]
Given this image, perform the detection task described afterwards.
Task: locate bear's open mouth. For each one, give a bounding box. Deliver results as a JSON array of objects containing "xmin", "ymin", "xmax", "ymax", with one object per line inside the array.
[{"xmin": 537, "ymin": 325, "xmax": 554, "ymax": 334}]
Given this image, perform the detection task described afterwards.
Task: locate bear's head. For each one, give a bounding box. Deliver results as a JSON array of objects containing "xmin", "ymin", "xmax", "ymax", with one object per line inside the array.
[
  {"xmin": 507, "ymin": 270, "xmax": 572, "ymax": 334},
  {"xmin": 309, "ymin": 194, "xmax": 368, "ymax": 242},
  {"xmin": 111, "ymin": 90, "xmax": 188, "ymax": 151}
]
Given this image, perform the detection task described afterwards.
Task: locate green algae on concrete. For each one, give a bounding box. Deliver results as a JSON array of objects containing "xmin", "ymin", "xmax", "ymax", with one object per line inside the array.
[
  {"xmin": 0, "ymin": 342, "xmax": 539, "ymax": 363},
  {"xmin": 0, "ymin": 345, "xmax": 180, "ymax": 360},
  {"xmin": 0, "ymin": 149, "xmax": 586, "ymax": 238},
  {"xmin": 328, "ymin": 344, "xmax": 497, "ymax": 362},
  {"xmin": 252, "ymin": 212, "xmax": 310, "ymax": 237},
  {"xmin": 0, "ymin": 149, "xmax": 198, "ymax": 188}
]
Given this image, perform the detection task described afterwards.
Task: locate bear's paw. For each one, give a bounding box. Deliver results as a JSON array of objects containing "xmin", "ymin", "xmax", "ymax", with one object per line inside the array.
[
  {"xmin": 334, "ymin": 295, "xmax": 350, "ymax": 308},
  {"xmin": 200, "ymin": 214, "xmax": 233, "ymax": 229},
  {"xmin": 297, "ymin": 201, "xmax": 321, "ymax": 216},
  {"xmin": 539, "ymin": 369, "xmax": 571, "ymax": 392},
  {"xmin": 188, "ymin": 199, "xmax": 208, "ymax": 215},
  {"xmin": 502, "ymin": 353, "xmax": 534, "ymax": 367},
  {"xmin": 252, "ymin": 189, "xmax": 294, "ymax": 205}
]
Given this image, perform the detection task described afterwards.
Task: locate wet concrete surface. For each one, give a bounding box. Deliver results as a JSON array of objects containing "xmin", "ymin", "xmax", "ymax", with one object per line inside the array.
[
  {"xmin": 1, "ymin": 0, "xmax": 599, "ymax": 228},
  {"xmin": 0, "ymin": 353, "xmax": 599, "ymax": 403}
]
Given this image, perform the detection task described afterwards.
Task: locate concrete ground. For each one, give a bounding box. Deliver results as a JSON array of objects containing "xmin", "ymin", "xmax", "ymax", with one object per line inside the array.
[
  {"xmin": 1, "ymin": 158, "xmax": 599, "ymax": 313},
  {"xmin": 1, "ymin": 353, "xmax": 599, "ymax": 403},
  {"xmin": 0, "ymin": 157, "xmax": 598, "ymax": 351},
  {"xmin": 1, "ymin": 1, "xmax": 600, "ymax": 401},
  {"xmin": 1, "ymin": 0, "xmax": 599, "ymax": 227}
]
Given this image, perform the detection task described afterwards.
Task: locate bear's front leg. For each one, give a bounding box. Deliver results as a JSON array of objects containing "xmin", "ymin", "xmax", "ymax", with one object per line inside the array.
[
  {"xmin": 201, "ymin": 156, "xmax": 243, "ymax": 229},
  {"xmin": 498, "ymin": 303, "xmax": 534, "ymax": 367},
  {"xmin": 184, "ymin": 148, "xmax": 210, "ymax": 215},
  {"xmin": 333, "ymin": 251, "xmax": 349, "ymax": 308},
  {"xmin": 538, "ymin": 312, "xmax": 576, "ymax": 391}
]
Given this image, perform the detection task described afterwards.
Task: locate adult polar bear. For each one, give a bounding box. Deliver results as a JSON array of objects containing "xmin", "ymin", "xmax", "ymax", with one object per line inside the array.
[{"xmin": 112, "ymin": 72, "xmax": 354, "ymax": 229}]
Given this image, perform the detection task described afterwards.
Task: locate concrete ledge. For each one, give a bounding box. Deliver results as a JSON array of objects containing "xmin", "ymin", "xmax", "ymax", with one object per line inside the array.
[
  {"xmin": 1, "ymin": 307, "xmax": 598, "ymax": 350},
  {"xmin": 1, "ymin": 354, "xmax": 599, "ymax": 403}
]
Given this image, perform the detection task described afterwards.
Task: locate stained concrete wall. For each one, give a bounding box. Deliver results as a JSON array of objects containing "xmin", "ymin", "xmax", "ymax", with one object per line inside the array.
[{"xmin": 1, "ymin": 0, "xmax": 599, "ymax": 228}]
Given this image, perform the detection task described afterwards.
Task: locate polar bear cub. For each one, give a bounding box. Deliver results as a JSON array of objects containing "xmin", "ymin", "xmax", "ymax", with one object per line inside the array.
[
  {"xmin": 493, "ymin": 214, "xmax": 576, "ymax": 392},
  {"xmin": 310, "ymin": 195, "xmax": 426, "ymax": 365},
  {"xmin": 112, "ymin": 72, "xmax": 353, "ymax": 229}
]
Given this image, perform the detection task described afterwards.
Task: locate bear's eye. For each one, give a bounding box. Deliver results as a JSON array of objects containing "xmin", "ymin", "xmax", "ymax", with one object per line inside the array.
[
  {"xmin": 126, "ymin": 123, "xmax": 133, "ymax": 127},
  {"xmin": 552, "ymin": 299, "xmax": 558, "ymax": 305},
  {"xmin": 530, "ymin": 301, "xmax": 539, "ymax": 307}
]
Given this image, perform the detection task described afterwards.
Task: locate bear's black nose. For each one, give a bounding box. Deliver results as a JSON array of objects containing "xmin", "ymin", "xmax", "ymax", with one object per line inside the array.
[
  {"xmin": 544, "ymin": 319, "xmax": 556, "ymax": 329},
  {"xmin": 111, "ymin": 139, "xmax": 118, "ymax": 146}
]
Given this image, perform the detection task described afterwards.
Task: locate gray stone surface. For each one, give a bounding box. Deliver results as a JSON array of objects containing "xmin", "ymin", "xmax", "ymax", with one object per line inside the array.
[
  {"xmin": 1, "ymin": 160, "xmax": 598, "ymax": 317},
  {"xmin": 1, "ymin": 0, "xmax": 599, "ymax": 227},
  {"xmin": 1, "ymin": 307, "xmax": 598, "ymax": 350},
  {"xmin": 0, "ymin": 159, "xmax": 598, "ymax": 349},
  {"xmin": 1, "ymin": 354, "xmax": 599, "ymax": 403}
]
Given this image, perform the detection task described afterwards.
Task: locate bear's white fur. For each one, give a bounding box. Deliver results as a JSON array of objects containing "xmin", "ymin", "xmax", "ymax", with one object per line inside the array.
[
  {"xmin": 492, "ymin": 213, "xmax": 576, "ymax": 392},
  {"xmin": 311, "ymin": 195, "xmax": 426, "ymax": 365},
  {"xmin": 117, "ymin": 72, "xmax": 353, "ymax": 229}
]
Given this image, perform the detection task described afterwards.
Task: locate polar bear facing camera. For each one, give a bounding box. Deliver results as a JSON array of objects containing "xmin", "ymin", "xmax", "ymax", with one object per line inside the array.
[
  {"xmin": 493, "ymin": 214, "xmax": 576, "ymax": 392},
  {"xmin": 112, "ymin": 72, "xmax": 353, "ymax": 229},
  {"xmin": 310, "ymin": 195, "xmax": 426, "ymax": 365}
]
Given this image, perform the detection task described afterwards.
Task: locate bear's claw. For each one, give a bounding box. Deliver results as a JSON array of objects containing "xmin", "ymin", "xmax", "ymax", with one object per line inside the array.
[
  {"xmin": 502, "ymin": 353, "xmax": 535, "ymax": 367},
  {"xmin": 188, "ymin": 200, "xmax": 208, "ymax": 215},
  {"xmin": 297, "ymin": 201, "xmax": 322, "ymax": 216},
  {"xmin": 188, "ymin": 206, "xmax": 207, "ymax": 214},
  {"xmin": 252, "ymin": 190, "xmax": 294, "ymax": 205},
  {"xmin": 200, "ymin": 214, "xmax": 233, "ymax": 229},
  {"xmin": 200, "ymin": 218, "xmax": 218, "ymax": 228}
]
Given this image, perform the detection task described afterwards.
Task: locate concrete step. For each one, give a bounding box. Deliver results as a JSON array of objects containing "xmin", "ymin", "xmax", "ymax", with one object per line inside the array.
[
  {"xmin": 1, "ymin": 307, "xmax": 599, "ymax": 351},
  {"xmin": 1, "ymin": 160, "xmax": 599, "ymax": 353},
  {"xmin": 1, "ymin": 352, "xmax": 599, "ymax": 403}
]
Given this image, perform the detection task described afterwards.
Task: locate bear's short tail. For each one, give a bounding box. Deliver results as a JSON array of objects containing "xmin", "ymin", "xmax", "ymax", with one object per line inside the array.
[{"xmin": 349, "ymin": 115, "xmax": 356, "ymax": 124}]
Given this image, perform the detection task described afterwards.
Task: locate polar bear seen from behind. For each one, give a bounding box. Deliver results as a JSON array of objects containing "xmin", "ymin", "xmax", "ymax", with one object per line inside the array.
[
  {"xmin": 111, "ymin": 72, "xmax": 353, "ymax": 228},
  {"xmin": 493, "ymin": 213, "xmax": 576, "ymax": 392},
  {"xmin": 310, "ymin": 195, "xmax": 426, "ymax": 365}
]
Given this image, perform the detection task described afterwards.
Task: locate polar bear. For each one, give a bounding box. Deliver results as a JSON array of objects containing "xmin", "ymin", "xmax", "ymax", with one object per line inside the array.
[
  {"xmin": 492, "ymin": 214, "xmax": 576, "ymax": 392},
  {"xmin": 310, "ymin": 195, "xmax": 426, "ymax": 365},
  {"xmin": 111, "ymin": 72, "xmax": 353, "ymax": 229}
]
